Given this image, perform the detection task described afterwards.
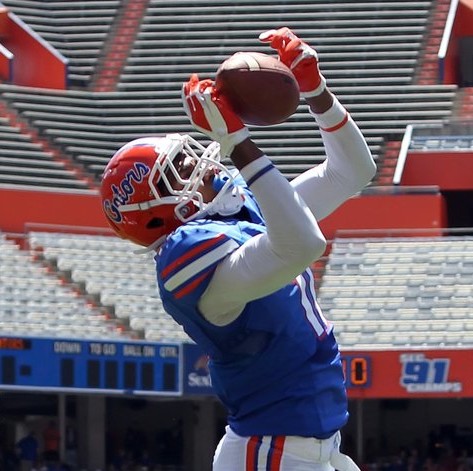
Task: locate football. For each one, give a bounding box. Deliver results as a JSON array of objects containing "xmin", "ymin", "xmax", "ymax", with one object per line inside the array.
[{"xmin": 215, "ymin": 51, "xmax": 300, "ymax": 126}]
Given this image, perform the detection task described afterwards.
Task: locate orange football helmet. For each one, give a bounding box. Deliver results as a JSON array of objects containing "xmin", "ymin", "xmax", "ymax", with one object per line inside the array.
[{"xmin": 100, "ymin": 134, "xmax": 233, "ymax": 249}]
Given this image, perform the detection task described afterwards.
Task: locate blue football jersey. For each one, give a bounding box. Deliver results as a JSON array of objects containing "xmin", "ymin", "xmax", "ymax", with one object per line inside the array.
[{"xmin": 155, "ymin": 181, "xmax": 348, "ymax": 438}]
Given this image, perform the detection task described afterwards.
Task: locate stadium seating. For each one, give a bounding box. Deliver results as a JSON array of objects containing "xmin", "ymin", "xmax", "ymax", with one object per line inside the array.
[
  {"xmin": 319, "ymin": 236, "xmax": 473, "ymax": 348},
  {"xmin": 24, "ymin": 231, "xmax": 473, "ymax": 348},
  {"xmin": 27, "ymin": 231, "xmax": 191, "ymax": 343},
  {"xmin": 0, "ymin": 232, "xmax": 135, "ymax": 339},
  {"xmin": 0, "ymin": 114, "xmax": 92, "ymax": 188},
  {"xmin": 1, "ymin": 0, "xmax": 121, "ymax": 86},
  {"xmin": 409, "ymin": 120, "xmax": 473, "ymax": 150},
  {"xmin": 0, "ymin": 0, "xmax": 457, "ymax": 186},
  {"xmin": 0, "ymin": 0, "xmax": 466, "ymax": 348}
]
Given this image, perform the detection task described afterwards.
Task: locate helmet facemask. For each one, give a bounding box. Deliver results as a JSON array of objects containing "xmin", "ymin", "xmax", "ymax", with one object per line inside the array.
[{"xmin": 116, "ymin": 134, "xmax": 236, "ymax": 248}]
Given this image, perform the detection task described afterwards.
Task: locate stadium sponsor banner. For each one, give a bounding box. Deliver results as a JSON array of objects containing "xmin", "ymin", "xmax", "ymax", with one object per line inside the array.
[
  {"xmin": 180, "ymin": 346, "xmax": 377, "ymax": 396},
  {"xmin": 181, "ymin": 346, "xmax": 473, "ymax": 398},
  {"xmin": 346, "ymin": 349, "xmax": 473, "ymax": 399},
  {"xmin": 182, "ymin": 343, "xmax": 213, "ymax": 395}
]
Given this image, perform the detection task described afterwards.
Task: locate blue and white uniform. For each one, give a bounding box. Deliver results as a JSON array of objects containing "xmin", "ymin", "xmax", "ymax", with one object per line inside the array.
[
  {"xmin": 157, "ymin": 197, "xmax": 347, "ymax": 438},
  {"xmin": 156, "ymin": 99, "xmax": 376, "ymax": 471}
]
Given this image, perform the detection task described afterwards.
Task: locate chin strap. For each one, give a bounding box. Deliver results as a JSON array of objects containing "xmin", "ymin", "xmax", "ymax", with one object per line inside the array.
[
  {"xmin": 131, "ymin": 235, "xmax": 167, "ymax": 255},
  {"xmin": 205, "ymin": 170, "xmax": 245, "ymax": 217},
  {"xmin": 206, "ymin": 185, "xmax": 245, "ymax": 217}
]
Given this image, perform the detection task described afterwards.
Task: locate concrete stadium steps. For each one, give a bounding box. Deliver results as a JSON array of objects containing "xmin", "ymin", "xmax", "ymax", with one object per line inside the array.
[
  {"xmin": 0, "ymin": 81, "xmax": 456, "ymax": 182},
  {"xmin": 0, "ymin": 102, "xmax": 92, "ymax": 189},
  {"xmin": 27, "ymin": 231, "xmax": 189, "ymax": 343},
  {"xmin": 319, "ymin": 236, "xmax": 473, "ymax": 349},
  {"xmin": 0, "ymin": 0, "xmax": 458, "ymax": 186},
  {"xmin": 1, "ymin": 0, "xmax": 122, "ymax": 86},
  {"xmin": 0, "ymin": 232, "xmax": 135, "ymax": 340},
  {"xmin": 119, "ymin": 0, "xmax": 433, "ymax": 91}
]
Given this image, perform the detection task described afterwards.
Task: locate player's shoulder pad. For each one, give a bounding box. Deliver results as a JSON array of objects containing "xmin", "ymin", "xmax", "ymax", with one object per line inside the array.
[{"xmin": 157, "ymin": 220, "xmax": 240, "ymax": 299}]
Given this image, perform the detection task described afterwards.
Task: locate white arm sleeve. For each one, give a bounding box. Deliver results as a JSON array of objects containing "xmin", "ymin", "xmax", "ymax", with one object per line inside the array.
[
  {"xmin": 292, "ymin": 97, "xmax": 377, "ymax": 220},
  {"xmin": 199, "ymin": 156, "xmax": 327, "ymax": 325},
  {"xmin": 200, "ymin": 98, "xmax": 376, "ymax": 325}
]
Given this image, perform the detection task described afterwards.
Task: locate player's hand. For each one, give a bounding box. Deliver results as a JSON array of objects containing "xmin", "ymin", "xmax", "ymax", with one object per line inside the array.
[
  {"xmin": 182, "ymin": 74, "xmax": 250, "ymax": 157},
  {"xmin": 259, "ymin": 27, "xmax": 326, "ymax": 98}
]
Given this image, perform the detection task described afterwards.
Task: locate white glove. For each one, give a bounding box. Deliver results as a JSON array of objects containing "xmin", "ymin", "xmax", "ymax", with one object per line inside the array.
[{"xmin": 182, "ymin": 74, "xmax": 250, "ymax": 157}]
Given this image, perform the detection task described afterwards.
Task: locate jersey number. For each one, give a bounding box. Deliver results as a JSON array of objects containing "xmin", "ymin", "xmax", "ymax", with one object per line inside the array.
[{"xmin": 296, "ymin": 269, "xmax": 330, "ymax": 338}]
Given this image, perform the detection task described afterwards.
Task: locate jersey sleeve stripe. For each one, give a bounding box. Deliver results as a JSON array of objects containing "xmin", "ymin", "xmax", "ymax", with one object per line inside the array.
[
  {"xmin": 163, "ymin": 238, "xmax": 239, "ymax": 292},
  {"xmin": 161, "ymin": 233, "xmax": 227, "ymax": 278},
  {"xmin": 246, "ymin": 163, "xmax": 274, "ymax": 187},
  {"xmin": 173, "ymin": 271, "xmax": 212, "ymax": 299},
  {"xmin": 319, "ymin": 111, "xmax": 349, "ymax": 133}
]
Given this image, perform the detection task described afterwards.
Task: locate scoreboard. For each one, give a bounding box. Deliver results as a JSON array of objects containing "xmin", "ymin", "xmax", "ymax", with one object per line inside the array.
[
  {"xmin": 0, "ymin": 337, "xmax": 181, "ymax": 395},
  {"xmin": 0, "ymin": 336, "xmax": 379, "ymax": 397},
  {"xmin": 341, "ymin": 354, "xmax": 371, "ymax": 388}
]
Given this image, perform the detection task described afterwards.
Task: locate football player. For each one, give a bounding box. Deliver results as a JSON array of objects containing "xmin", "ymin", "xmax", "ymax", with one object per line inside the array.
[{"xmin": 101, "ymin": 28, "xmax": 376, "ymax": 471}]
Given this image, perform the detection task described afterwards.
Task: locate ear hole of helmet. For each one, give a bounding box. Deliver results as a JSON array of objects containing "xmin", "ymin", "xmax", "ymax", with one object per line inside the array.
[{"xmin": 146, "ymin": 218, "xmax": 164, "ymax": 229}]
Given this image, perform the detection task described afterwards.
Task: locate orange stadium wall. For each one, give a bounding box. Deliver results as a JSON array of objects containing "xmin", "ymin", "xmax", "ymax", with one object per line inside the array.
[
  {"xmin": 0, "ymin": 187, "xmax": 110, "ymax": 234},
  {"xmin": 442, "ymin": 0, "xmax": 473, "ymax": 84},
  {"xmin": 0, "ymin": 42, "xmax": 13, "ymax": 82},
  {"xmin": 400, "ymin": 151, "xmax": 473, "ymax": 190},
  {"xmin": 346, "ymin": 349, "xmax": 473, "ymax": 399},
  {"xmin": 0, "ymin": 187, "xmax": 447, "ymax": 239},
  {"xmin": 319, "ymin": 192, "xmax": 446, "ymax": 239},
  {"xmin": 0, "ymin": 8, "xmax": 12, "ymax": 82},
  {"xmin": 0, "ymin": 9, "xmax": 68, "ymax": 89}
]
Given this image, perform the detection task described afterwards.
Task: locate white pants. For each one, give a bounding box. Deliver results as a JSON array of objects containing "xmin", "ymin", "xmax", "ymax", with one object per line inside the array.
[{"xmin": 213, "ymin": 426, "xmax": 360, "ymax": 471}]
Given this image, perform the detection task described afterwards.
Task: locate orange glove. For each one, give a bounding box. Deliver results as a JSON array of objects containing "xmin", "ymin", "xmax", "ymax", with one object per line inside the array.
[
  {"xmin": 182, "ymin": 74, "xmax": 249, "ymax": 157},
  {"xmin": 259, "ymin": 27, "xmax": 326, "ymax": 98}
]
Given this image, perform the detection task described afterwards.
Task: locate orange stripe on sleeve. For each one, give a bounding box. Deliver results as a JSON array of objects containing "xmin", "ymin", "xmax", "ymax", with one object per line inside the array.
[
  {"xmin": 320, "ymin": 112, "xmax": 349, "ymax": 133},
  {"xmin": 161, "ymin": 233, "xmax": 226, "ymax": 278},
  {"xmin": 173, "ymin": 271, "xmax": 211, "ymax": 299}
]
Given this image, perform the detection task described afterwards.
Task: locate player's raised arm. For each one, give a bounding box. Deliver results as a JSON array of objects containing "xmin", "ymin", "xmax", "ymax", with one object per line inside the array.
[
  {"xmin": 182, "ymin": 74, "xmax": 326, "ymax": 323},
  {"xmin": 260, "ymin": 28, "xmax": 377, "ymax": 220}
]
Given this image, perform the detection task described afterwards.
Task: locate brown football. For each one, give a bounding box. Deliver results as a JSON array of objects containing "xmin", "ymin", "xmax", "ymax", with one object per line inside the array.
[{"xmin": 215, "ymin": 52, "xmax": 300, "ymax": 126}]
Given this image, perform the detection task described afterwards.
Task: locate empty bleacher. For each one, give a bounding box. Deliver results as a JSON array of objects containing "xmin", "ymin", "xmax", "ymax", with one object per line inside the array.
[
  {"xmin": 0, "ymin": 0, "xmax": 458, "ymax": 185},
  {"xmin": 409, "ymin": 120, "xmax": 473, "ymax": 151},
  {"xmin": 0, "ymin": 1, "xmax": 468, "ymax": 348},
  {"xmin": 118, "ymin": 0, "xmax": 457, "ymax": 176},
  {"xmin": 0, "ymin": 85, "xmax": 457, "ymax": 184},
  {"xmin": 0, "ymin": 232, "xmax": 134, "ymax": 339},
  {"xmin": 22, "ymin": 231, "xmax": 473, "ymax": 348},
  {"xmin": 0, "ymin": 114, "xmax": 91, "ymax": 188},
  {"xmin": 28, "ymin": 231, "xmax": 191, "ymax": 343},
  {"xmin": 123, "ymin": 0, "xmax": 431, "ymax": 90},
  {"xmin": 318, "ymin": 236, "xmax": 473, "ymax": 349},
  {"xmin": 1, "ymin": 0, "xmax": 122, "ymax": 86}
]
